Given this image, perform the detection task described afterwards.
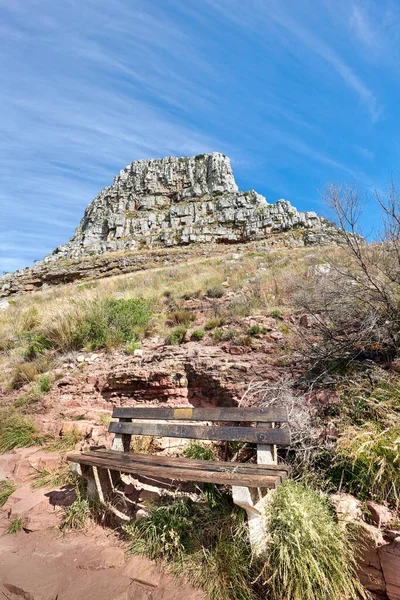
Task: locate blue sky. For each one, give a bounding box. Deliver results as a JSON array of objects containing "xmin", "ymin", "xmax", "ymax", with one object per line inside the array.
[{"xmin": 1, "ymin": 0, "xmax": 399, "ymax": 273}]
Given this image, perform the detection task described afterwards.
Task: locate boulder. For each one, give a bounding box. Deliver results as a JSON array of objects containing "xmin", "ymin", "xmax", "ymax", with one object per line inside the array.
[
  {"xmin": 367, "ymin": 501, "xmax": 395, "ymax": 528},
  {"xmin": 379, "ymin": 541, "xmax": 400, "ymax": 600},
  {"xmin": 330, "ymin": 492, "xmax": 362, "ymax": 522}
]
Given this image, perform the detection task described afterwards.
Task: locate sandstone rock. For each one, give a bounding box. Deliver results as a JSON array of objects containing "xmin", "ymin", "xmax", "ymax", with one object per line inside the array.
[
  {"xmin": 123, "ymin": 555, "xmax": 162, "ymax": 587},
  {"xmin": 79, "ymin": 546, "xmax": 126, "ymax": 571},
  {"xmin": 3, "ymin": 485, "xmax": 50, "ymax": 520},
  {"xmin": 379, "ymin": 541, "xmax": 400, "ymax": 600},
  {"xmin": 330, "ymin": 492, "xmax": 362, "ymax": 522},
  {"xmin": 61, "ymin": 420, "xmax": 93, "ymax": 437},
  {"xmin": 23, "ymin": 504, "xmax": 61, "ymax": 532},
  {"xmin": 367, "ymin": 501, "xmax": 395, "ymax": 528}
]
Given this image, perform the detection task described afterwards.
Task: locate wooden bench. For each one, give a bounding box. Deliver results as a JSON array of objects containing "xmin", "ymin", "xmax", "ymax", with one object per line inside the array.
[{"xmin": 67, "ymin": 405, "xmax": 291, "ymax": 552}]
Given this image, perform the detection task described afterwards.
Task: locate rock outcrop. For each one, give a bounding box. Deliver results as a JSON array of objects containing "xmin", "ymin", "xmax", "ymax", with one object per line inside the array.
[
  {"xmin": 48, "ymin": 152, "xmax": 336, "ymax": 259},
  {"xmin": 1, "ymin": 152, "xmax": 340, "ymax": 296}
]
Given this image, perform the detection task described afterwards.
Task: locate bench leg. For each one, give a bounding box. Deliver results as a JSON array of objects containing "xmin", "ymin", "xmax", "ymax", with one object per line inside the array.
[{"xmin": 232, "ymin": 486, "xmax": 268, "ymax": 556}]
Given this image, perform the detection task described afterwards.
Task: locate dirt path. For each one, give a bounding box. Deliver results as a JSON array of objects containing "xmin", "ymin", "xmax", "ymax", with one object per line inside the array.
[
  {"xmin": 0, "ymin": 524, "xmax": 204, "ymax": 600},
  {"xmin": 0, "ymin": 447, "xmax": 204, "ymax": 600}
]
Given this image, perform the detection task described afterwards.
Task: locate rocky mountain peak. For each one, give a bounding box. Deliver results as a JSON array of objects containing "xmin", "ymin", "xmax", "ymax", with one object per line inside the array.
[
  {"xmin": 46, "ymin": 152, "xmax": 337, "ymax": 261},
  {"xmin": 112, "ymin": 152, "xmax": 238, "ymax": 201}
]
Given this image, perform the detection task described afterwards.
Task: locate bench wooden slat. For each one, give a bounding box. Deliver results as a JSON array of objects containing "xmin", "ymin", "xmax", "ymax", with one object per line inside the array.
[
  {"xmin": 67, "ymin": 450, "xmax": 288, "ymax": 488},
  {"xmin": 80, "ymin": 448, "xmax": 291, "ymax": 475},
  {"xmin": 111, "ymin": 406, "xmax": 288, "ymax": 423},
  {"xmin": 108, "ymin": 421, "xmax": 291, "ymax": 445}
]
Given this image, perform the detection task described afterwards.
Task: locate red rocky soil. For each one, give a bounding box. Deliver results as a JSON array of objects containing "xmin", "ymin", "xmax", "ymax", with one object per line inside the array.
[{"xmin": 0, "ymin": 446, "xmax": 204, "ymax": 600}]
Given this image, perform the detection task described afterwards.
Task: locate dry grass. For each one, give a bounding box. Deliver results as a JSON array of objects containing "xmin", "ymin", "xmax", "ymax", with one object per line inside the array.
[{"xmin": 0, "ymin": 243, "xmax": 340, "ymax": 388}]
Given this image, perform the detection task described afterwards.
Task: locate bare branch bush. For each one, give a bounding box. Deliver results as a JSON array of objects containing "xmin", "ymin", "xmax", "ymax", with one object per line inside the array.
[
  {"xmin": 293, "ymin": 181, "xmax": 400, "ymax": 374},
  {"xmin": 239, "ymin": 376, "xmax": 327, "ymax": 478}
]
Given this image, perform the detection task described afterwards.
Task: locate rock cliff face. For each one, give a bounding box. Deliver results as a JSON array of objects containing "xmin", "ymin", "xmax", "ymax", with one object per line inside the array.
[{"xmin": 48, "ymin": 152, "xmax": 336, "ymax": 260}]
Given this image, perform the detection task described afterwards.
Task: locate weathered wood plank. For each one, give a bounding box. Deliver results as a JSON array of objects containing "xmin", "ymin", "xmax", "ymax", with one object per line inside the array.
[
  {"xmin": 108, "ymin": 421, "xmax": 291, "ymax": 445},
  {"xmin": 111, "ymin": 406, "xmax": 288, "ymax": 423},
  {"xmin": 66, "ymin": 450, "xmax": 288, "ymax": 488},
  {"xmin": 78, "ymin": 449, "xmax": 290, "ymax": 475}
]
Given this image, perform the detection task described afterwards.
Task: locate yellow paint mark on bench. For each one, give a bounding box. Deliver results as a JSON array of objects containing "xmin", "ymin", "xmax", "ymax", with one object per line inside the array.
[{"xmin": 173, "ymin": 408, "xmax": 193, "ymax": 419}]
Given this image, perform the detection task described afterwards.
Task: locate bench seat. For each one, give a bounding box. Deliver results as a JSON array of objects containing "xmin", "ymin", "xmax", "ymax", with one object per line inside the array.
[{"xmin": 67, "ymin": 448, "xmax": 290, "ymax": 488}]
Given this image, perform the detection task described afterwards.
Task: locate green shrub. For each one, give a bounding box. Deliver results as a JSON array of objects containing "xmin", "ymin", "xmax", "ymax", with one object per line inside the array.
[
  {"xmin": 74, "ymin": 298, "xmax": 151, "ymax": 351},
  {"xmin": 213, "ymin": 328, "xmax": 223, "ymax": 342},
  {"xmin": 248, "ymin": 324, "xmax": 261, "ymax": 336},
  {"xmin": 334, "ymin": 423, "xmax": 400, "ymax": 507},
  {"xmin": 7, "ymin": 517, "xmax": 23, "ymax": 534},
  {"xmin": 0, "ymin": 410, "xmax": 43, "ymax": 453},
  {"xmin": 165, "ymin": 326, "xmax": 187, "ymax": 345},
  {"xmin": 126, "ymin": 339, "xmax": 141, "ymax": 354},
  {"xmin": 205, "ymin": 318, "xmax": 225, "ymax": 330},
  {"xmin": 206, "ymin": 285, "xmax": 225, "ymax": 298},
  {"xmin": 270, "ymin": 309, "xmax": 282, "ymax": 319},
  {"xmin": 262, "ymin": 481, "xmax": 365, "ymax": 600},
  {"xmin": 224, "ymin": 329, "xmax": 238, "ymax": 341},
  {"xmin": 24, "ymin": 333, "xmax": 52, "ymax": 360},
  {"xmin": 38, "ymin": 375, "xmax": 51, "ymax": 393},
  {"xmin": 191, "ymin": 329, "xmax": 205, "ymax": 341},
  {"xmin": 0, "ymin": 480, "xmax": 16, "ymax": 507},
  {"xmin": 183, "ymin": 442, "xmax": 216, "ymax": 461}
]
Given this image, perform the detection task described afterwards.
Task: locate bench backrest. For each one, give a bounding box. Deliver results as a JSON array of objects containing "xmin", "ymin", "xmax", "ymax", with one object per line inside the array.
[{"xmin": 109, "ymin": 406, "xmax": 290, "ymax": 446}]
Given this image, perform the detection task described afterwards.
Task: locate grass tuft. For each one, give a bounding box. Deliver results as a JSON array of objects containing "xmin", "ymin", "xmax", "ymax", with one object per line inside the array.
[
  {"xmin": 262, "ymin": 480, "xmax": 366, "ymax": 600},
  {"xmin": 7, "ymin": 517, "xmax": 23, "ymax": 534},
  {"xmin": 183, "ymin": 442, "xmax": 216, "ymax": 461},
  {"xmin": 45, "ymin": 430, "xmax": 81, "ymax": 453},
  {"xmin": 0, "ymin": 480, "xmax": 16, "ymax": 506},
  {"xmin": 334, "ymin": 423, "xmax": 400, "ymax": 507},
  {"xmin": 0, "ymin": 410, "xmax": 43, "ymax": 453},
  {"xmin": 60, "ymin": 490, "xmax": 90, "ymax": 531},
  {"xmin": 31, "ymin": 461, "xmax": 74, "ymax": 489}
]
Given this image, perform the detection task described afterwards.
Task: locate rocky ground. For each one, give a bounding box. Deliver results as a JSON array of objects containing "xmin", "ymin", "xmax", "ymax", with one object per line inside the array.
[{"xmin": 0, "ymin": 445, "xmax": 204, "ymax": 600}]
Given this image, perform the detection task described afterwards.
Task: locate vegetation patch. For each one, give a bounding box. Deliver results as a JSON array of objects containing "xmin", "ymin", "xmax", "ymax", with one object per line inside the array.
[
  {"xmin": 0, "ymin": 480, "xmax": 16, "ymax": 507},
  {"xmin": 60, "ymin": 491, "xmax": 90, "ymax": 532},
  {"xmin": 124, "ymin": 494, "xmax": 260, "ymax": 600},
  {"xmin": 74, "ymin": 297, "xmax": 151, "ymax": 351},
  {"xmin": 183, "ymin": 442, "xmax": 216, "ymax": 461},
  {"xmin": 334, "ymin": 423, "xmax": 400, "ymax": 507},
  {"xmin": 7, "ymin": 517, "xmax": 23, "ymax": 534},
  {"xmin": 166, "ymin": 309, "xmax": 196, "ymax": 327},
  {"xmin": 165, "ymin": 326, "xmax": 187, "ymax": 345},
  {"xmin": 191, "ymin": 329, "xmax": 205, "ymax": 341},
  {"xmin": 206, "ymin": 285, "xmax": 225, "ymax": 298},
  {"xmin": 0, "ymin": 410, "xmax": 43, "ymax": 453},
  {"xmin": 31, "ymin": 461, "xmax": 74, "ymax": 490},
  {"xmin": 45, "ymin": 430, "xmax": 82, "ymax": 453},
  {"xmin": 262, "ymin": 480, "xmax": 365, "ymax": 600}
]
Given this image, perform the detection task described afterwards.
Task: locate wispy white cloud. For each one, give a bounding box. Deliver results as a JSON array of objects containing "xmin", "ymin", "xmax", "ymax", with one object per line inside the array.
[
  {"xmin": 0, "ymin": 0, "xmax": 392, "ymax": 271},
  {"xmin": 351, "ymin": 3, "xmax": 379, "ymax": 48}
]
